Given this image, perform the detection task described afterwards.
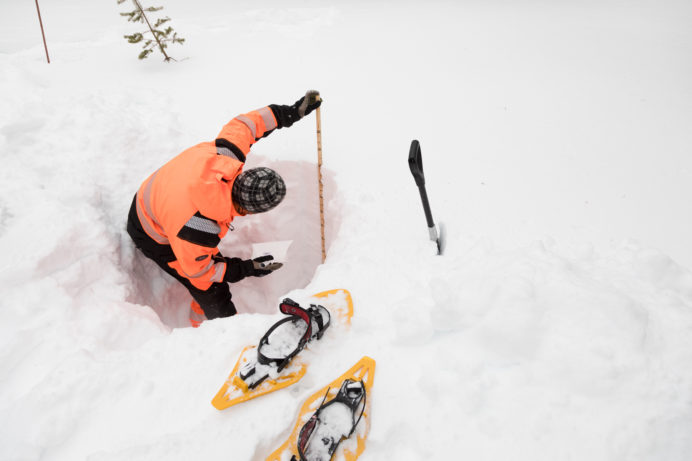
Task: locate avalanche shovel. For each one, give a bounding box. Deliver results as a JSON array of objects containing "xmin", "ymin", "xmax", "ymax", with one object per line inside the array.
[{"xmin": 408, "ymin": 140, "xmax": 444, "ymax": 255}]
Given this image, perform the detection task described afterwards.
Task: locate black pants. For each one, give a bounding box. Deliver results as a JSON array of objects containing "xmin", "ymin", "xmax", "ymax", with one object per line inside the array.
[{"xmin": 126, "ymin": 195, "xmax": 237, "ymax": 319}]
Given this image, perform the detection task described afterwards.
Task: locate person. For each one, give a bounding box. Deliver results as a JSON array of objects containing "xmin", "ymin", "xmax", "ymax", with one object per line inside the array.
[{"xmin": 127, "ymin": 90, "xmax": 322, "ymax": 327}]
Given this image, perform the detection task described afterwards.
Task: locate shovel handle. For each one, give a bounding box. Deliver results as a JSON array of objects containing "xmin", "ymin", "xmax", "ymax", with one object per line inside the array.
[
  {"xmin": 408, "ymin": 140, "xmax": 436, "ymax": 229},
  {"xmin": 408, "ymin": 140, "xmax": 425, "ymax": 187}
]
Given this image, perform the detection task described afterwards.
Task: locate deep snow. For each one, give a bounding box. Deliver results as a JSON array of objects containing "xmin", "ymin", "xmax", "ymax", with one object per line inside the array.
[{"xmin": 1, "ymin": 1, "xmax": 692, "ymax": 460}]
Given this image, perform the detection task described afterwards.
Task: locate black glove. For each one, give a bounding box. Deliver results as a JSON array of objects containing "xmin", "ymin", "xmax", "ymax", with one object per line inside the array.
[
  {"xmin": 248, "ymin": 255, "xmax": 283, "ymax": 277},
  {"xmin": 270, "ymin": 90, "xmax": 322, "ymax": 128},
  {"xmin": 295, "ymin": 90, "xmax": 321, "ymax": 118},
  {"xmin": 223, "ymin": 255, "xmax": 283, "ymax": 282}
]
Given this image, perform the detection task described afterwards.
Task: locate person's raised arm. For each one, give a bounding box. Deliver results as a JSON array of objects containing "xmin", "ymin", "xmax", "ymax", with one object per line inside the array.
[{"xmin": 215, "ymin": 90, "xmax": 322, "ymax": 161}]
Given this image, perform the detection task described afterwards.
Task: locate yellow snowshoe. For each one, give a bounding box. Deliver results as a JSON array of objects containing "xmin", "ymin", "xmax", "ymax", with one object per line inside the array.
[
  {"xmin": 212, "ymin": 289, "xmax": 354, "ymax": 410},
  {"xmin": 266, "ymin": 356, "xmax": 376, "ymax": 461}
]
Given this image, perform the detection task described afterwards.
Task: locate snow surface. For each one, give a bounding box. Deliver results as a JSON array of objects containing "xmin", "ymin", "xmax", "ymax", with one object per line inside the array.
[{"xmin": 2, "ymin": 0, "xmax": 692, "ymax": 460}]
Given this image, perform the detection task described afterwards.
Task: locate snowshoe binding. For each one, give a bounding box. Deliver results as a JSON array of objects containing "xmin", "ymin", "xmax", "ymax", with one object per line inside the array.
[
  {"xmin": 236, "ymin": 299, "xmax": 330, "ymax": 391},
  {"xmin": 212, "ymin": 295, "xmax": 336, "ymax": 410},
  {"xmin": 266, "ymin": 356, "xmax": 376, "ymax": 461},
  {"xmin": 293, "ymin": 379, "xmax": 366, "ymax": 461}
]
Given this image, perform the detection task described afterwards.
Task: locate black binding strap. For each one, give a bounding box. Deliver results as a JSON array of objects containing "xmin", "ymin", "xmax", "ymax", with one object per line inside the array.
[
  {"xmin": 308, "ymin": 304, "xmax": 329, "ymax": 339},
  {"xmin": 295, "ymin": 380, "xmax": 366, "ymax": 461},
  {"xmin": 257, "ymin": 299, "xmax": 313, "ymax": 371}
]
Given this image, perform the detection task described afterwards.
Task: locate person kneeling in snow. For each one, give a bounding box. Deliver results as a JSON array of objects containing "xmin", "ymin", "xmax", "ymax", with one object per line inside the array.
[{"xmin": 127, "ymin": 90, "xmax": 321, "ymax": 327}]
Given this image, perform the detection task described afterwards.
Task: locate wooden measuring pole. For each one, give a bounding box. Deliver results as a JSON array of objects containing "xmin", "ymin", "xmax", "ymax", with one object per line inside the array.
[
  {"xmin": 315, "ymin": 101, "xmax": 326, "ymax": 263},
  {"xmin": 35, "ymin": 0, "xmax": 50, "ymax": 63}
]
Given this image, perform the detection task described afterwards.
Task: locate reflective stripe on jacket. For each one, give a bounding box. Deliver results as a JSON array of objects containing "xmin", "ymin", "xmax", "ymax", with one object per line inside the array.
[{"xmin": 135, "ymin": 106, "xmax": 278, "ymax": 290}]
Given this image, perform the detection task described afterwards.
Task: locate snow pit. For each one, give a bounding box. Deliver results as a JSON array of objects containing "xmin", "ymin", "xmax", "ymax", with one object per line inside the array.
[{"xmin": 125, "ymin": 156, "xmax": 340, "ymax": 327}]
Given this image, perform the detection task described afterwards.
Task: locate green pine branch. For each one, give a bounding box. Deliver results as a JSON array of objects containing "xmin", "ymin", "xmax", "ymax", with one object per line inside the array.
[{"xmin": 117, "ymin": 0, "xmax": 184, "ymax": 61}]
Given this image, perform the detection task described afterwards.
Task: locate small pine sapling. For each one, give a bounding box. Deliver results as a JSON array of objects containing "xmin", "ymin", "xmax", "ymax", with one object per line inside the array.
[{"xmin": 118, "ymin": 0, "xmax": 185, "ymax": 61}]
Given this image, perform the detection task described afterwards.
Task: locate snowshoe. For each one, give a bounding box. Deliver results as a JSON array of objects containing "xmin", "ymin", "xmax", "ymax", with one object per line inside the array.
[
  {"xmin": 266, "ymin": 356, "xmax": 376, "ymax": 461},
  {"xmin": 212, "ymin": 289, "xmax": 354, "ymax": 410}
]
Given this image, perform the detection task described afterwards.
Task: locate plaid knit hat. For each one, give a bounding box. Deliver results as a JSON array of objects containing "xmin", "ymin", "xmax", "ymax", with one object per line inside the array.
[{"xmin": 232, "ymin": 167, "xmax": 287, "ymax": 214}]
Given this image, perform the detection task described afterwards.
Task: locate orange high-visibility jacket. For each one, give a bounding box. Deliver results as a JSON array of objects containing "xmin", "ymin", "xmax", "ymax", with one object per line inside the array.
[{"xmin": 135, "ymin": 106, "xmax": 278, "ymax": 290}]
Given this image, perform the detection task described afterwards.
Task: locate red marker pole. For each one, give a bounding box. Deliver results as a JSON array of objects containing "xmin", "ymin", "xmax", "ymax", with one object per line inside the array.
[{"xmin": 35, "ymin": 0, "xmax": 50, "ymax": 63}]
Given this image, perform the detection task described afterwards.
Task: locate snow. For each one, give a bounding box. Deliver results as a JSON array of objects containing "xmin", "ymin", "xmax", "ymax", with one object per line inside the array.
[
  {"xmin": 2, "ymin": 0, "xmax": 692, "ymax": 460},
  {"xmin": 262, "ymin": 318, "xmax": 308, "ymax": 360},
  {"xmin": 303, "ymin": 403, "xmax": 355, "ymax": 460}
]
